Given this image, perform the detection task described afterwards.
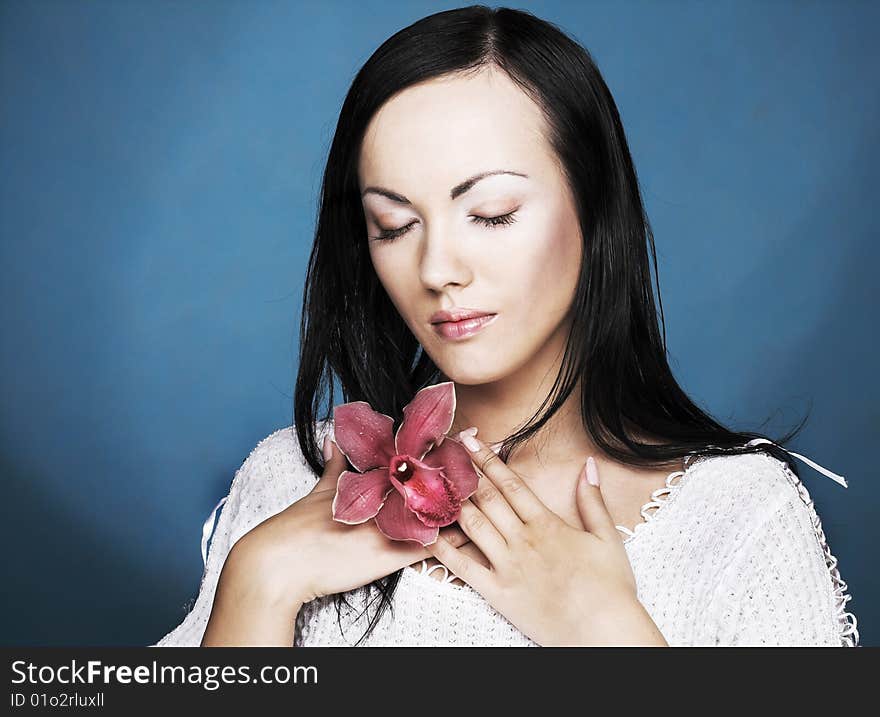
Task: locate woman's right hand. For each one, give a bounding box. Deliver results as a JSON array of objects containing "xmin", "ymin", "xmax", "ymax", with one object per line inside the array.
[{"xmin": 233, "ymin": 435, "xmax": 471, "ymax": 607}]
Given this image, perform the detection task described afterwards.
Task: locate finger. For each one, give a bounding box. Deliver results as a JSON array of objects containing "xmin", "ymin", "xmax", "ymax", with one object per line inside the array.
[
  {"xmin": 458, "ymin": 430, "xmax": 548, "ymax": 524},
  {"xmin": 469, "ymin": 472, "xmax": 525, "ymax": 540},
  {"xmin": 425, "ymin": 532, "xmax": 493, "ymax": 593},
  {"xmin": 456, "ymin": 499, "xmax": 508, "ymax": 566},
  {"xmin": 576, "ymin": 456, "xmax": 618, "ymax": 541},
  {"xmin": 438, "ymin": 525, "xmax": 470, "ymax": 548},
  {"xmin": 438, "ymin": 523, "xmax": 470, "ymax": 547}
]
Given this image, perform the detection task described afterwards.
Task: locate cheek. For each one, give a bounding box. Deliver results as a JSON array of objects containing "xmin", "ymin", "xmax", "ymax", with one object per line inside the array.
[
  {"xmin": 369, "ymin": 243, "xmax": 402, "ymax": 289},
  {"xmin": 369, "ymin": 246, "xmax": 420, "ymax": 318},
  {"xmin": 504, "ymin": 209, "xmax": 581, "ymax": 317}
]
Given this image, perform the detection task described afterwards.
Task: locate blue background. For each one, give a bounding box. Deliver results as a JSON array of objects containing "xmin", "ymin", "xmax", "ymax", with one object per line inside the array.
[{"xmin": 2, "ymin": 0, "xmax": 876, "ymax": 646}]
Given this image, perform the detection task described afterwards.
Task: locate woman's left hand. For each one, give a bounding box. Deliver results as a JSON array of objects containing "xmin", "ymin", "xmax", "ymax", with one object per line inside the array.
[{"xmin": 426, "ymin": 430, "xmax": 668, "ymax": 647}]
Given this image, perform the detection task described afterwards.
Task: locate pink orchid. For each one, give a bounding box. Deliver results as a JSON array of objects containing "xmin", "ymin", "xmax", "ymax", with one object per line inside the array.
[{"xmin": 330, "ymin": 381, "xmax": 479, "ymax": 546}]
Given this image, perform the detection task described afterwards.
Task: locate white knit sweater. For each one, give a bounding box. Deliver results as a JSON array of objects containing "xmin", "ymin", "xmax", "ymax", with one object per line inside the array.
[{"xmin": 151, "ymin": 420, "xmax": 859, "ymax": 647}]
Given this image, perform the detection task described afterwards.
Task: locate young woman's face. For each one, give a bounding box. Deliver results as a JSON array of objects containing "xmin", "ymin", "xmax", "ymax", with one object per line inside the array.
[{"xmin": 358, "ymin": 67, "xmax": 583, "ymax": 385}]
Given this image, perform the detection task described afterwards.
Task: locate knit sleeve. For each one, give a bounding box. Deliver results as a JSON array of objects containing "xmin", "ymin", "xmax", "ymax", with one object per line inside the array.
[
  {"xmin": 710, "ymin": 482, "xmax": 859, "ymax": 647},
  {"xmin": 149, "ymin": 422, "xmax": 327, "ymax": 647}
]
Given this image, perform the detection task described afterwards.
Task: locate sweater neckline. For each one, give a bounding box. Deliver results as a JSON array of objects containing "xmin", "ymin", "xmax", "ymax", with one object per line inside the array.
[
  {"xmin": 614, "ymin": 455, "xmax": 694, "ymax": 545},
  {"xmin": 402, "ymin": 453, "xmax": 708, "ymax": 594},
  {"xmin": 402, "ymin": 559, "xmax": 481, "ymax": 596}
]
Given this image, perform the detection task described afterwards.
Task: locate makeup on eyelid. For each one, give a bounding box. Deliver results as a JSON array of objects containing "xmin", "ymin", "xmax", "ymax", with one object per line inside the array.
[
  {"xmin": 367, "ymin": 196, "xmax": 524, "ymax": 240},
  {"xmin": 370, "ymin": 210, "xmax": 519, "ymax": 242}
]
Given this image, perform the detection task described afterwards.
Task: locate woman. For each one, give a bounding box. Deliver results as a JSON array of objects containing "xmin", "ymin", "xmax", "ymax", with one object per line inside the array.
[{"xmin": 152, "ymin": 5, "xmax": 858, "ymax": 647}]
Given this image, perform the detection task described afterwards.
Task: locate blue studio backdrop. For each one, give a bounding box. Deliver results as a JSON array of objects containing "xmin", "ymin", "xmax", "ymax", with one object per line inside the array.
[{"xmin": 1, "ymin": 0, "xmax": 877, "ymax": 646}]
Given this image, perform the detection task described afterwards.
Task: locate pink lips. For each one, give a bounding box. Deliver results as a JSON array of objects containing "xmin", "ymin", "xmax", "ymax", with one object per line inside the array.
[
  {"xmin": 432, "ymin": 313, "xmax": 498, "ymax": 340},
  {"xmin": 430, "ymin": 308, "xmax": 494, "ymax": 324}
]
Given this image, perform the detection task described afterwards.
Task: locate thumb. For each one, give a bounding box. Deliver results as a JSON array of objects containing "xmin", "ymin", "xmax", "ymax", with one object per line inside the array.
[
  {"xmin": 316, "ymin": 435, "xmax": 348, "ymax": 489},
  {"xmin": 576, "ymin": 456, "xmax": 617, "ymax": 541}
]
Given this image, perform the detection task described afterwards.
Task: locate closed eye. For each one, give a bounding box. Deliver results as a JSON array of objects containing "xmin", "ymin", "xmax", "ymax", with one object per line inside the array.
[
  {"xmin": 370, "ymin": 210, "xmax": 518, "ymax": 242},
  {"xmin": 472, "ymin": 211, "xmax": 518, "ymax": 229}
]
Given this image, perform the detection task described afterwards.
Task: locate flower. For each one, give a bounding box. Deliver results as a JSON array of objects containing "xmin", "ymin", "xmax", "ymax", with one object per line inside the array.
[{"xmin": 330, "ymin": 381, "xmax": 479, "ymax": 546}]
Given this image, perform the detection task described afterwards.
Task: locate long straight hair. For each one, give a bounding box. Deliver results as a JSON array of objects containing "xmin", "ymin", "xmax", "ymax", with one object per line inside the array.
[{"xmin": 292, "ymin": 5, "xmax": 807, "ymax": 645}]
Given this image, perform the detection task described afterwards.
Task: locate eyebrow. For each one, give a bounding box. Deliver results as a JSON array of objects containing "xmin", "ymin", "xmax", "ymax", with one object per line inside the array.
[{"xmin": 361, "ymin": 169, "xmax": 529, "ymax": 204}]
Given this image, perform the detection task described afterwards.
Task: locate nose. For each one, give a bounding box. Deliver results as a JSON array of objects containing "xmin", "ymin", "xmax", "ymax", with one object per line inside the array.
[{"xmin": 417, "ymin": 220, "xmax": 473, "ymax": 293}]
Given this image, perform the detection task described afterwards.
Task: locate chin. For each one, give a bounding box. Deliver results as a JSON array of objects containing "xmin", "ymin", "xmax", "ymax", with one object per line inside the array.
[{"xmin": 432, "ymin": 360, "xmax": 505, "ymax": 386}]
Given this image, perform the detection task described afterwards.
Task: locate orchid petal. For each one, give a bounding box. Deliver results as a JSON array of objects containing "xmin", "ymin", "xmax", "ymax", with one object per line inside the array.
[
  {"xmin": 374, "ymin": 490, "xmax": 440, "ymax": 546},
  {"xmin": 331, "ymin": 468, "xmax": 394, "ymax": 524},
  {"xmin": 394, "ymin": 381, "xmax": 456, "ymax": 460},
  {"xmin": 388, "ymin": 456, "xmax": 462, "ymax": 528},
  {"xmin": 422, "ymin": 436, "xmax": 479, "ymax": 501},
  {"xmin": 332, "ymin": 401, "xmax": 396, "ymax": 473}
]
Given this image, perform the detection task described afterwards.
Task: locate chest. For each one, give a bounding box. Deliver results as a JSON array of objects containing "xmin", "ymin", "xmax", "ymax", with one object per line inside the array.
[{"xmin": 408, "ymin": 463, "xmax": 677, "ymax": 583}]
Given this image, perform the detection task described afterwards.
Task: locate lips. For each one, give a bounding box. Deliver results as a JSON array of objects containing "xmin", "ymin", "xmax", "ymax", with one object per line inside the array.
[
  {"xmin": 431, "ymin": 313, "xmax": 498, "ymax": 340},
  {"xmin": 430, "ymin": 308, "xmax": 495, "ymax": 324}
]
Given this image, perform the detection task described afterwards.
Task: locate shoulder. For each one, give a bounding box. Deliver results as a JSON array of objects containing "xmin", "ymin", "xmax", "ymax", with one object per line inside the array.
[
  {"xmin": 151, "ymin": 419, "xmax": 335, "ymax": 646},
  {"xmin": 686, "ymin": 449, "xmax": 804, "ymax": 520},
  {"xmin": 221, "ymin": 419, "xmax": 332, "ymax": 535},
  {"xmin": 676, "ymin": 450, "xmax": 818, "ymax": 570},
  {"xmin": 695, "ymin": 450, "xmax": 859, "ymax": 646}
]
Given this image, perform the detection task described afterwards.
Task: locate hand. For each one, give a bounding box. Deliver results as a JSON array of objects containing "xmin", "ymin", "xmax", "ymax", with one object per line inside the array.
[
  {"xmin": 425, "ymin": 430, "xmax": 663, "ymax": 646},
  {"xmin": 234, "ymin": 436, "xmax": 471, "ymax": 607}
]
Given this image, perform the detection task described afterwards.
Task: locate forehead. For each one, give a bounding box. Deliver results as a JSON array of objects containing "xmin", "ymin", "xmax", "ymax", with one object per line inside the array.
[{"xmin": 358, "ymin": 68, "xmax": 553, "ymax": 193}]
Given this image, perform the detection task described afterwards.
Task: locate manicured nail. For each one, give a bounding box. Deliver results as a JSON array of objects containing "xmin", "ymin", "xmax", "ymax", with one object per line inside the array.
[
  {"xmin": 461, "ymin": 433, "xmax": 481, "ymax": 452},
  {"xmin": 586, "ymin": 456, "xmax": 600, "ymax": 486},
  {"xmin": 322, "ymin": 436, "xmax": 332, "ymax": 461}
]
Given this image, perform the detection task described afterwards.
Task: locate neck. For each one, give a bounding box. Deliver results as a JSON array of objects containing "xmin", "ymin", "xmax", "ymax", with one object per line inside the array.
[{"xmin": 442, "ymin": 344, "xmax": 596, "ymax": 474}]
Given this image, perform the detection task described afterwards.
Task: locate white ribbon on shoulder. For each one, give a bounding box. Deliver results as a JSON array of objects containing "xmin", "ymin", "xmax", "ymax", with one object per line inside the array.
[
  {"xmin": 200, "ymin": 495, "xmax": 229, "ymax": 567},
  {"xmin": 745, "ymin": 438, "xmax": 848, "ymax": 488}
]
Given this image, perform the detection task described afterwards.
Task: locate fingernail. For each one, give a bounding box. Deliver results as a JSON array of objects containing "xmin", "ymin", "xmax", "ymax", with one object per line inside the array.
[
  {"xmin": 461, "ymin": 433, "xmax": 480, "ymax": 452},
  {"xmin": 586, "ymin": 456, "xmax": 599, "ymax": 486},
  {"xmin": 322, "ymin": 436, "xmax": 332, "ymax": 461}
]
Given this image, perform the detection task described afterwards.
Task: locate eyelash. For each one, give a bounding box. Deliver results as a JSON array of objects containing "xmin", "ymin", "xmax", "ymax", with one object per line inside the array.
[{"xmin": 370, "ymin": 211, "xmax": 518, "ymax": 243}]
